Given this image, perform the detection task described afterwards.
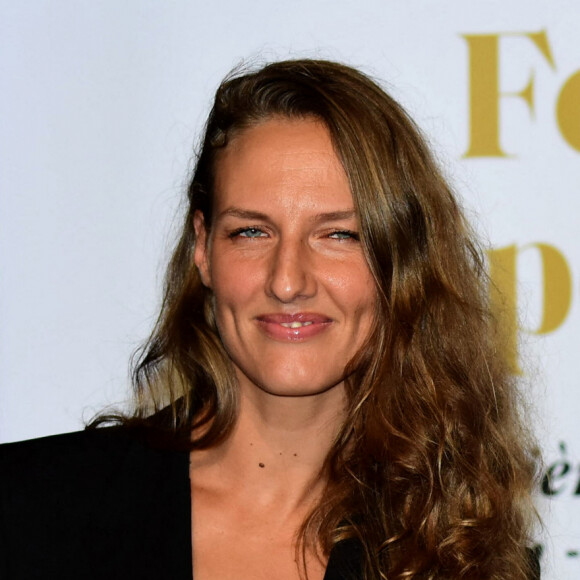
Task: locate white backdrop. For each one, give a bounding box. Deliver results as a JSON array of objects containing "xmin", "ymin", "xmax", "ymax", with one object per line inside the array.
[{"xmin": 1, "ymin": 2, "xmax": 579, "ymax": 578}]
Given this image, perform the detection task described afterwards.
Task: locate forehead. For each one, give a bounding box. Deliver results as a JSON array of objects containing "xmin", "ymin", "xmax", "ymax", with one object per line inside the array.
[{"xmin": 212, "ymin": 117, "xmax": 354, "ymax": 215}]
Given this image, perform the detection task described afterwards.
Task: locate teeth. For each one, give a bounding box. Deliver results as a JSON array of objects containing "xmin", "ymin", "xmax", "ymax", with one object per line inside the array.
[{"xmin": 280, "ymin": 321, "xmax": 313, "ymax": 328}]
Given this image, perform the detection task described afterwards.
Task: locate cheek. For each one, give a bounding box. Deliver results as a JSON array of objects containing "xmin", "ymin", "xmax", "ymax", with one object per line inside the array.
[
  {"xmin": 330, "ymin": 263, "xmax": 376, "ymax": 311},
  {"xmin": 346, "ymin": 274, "xmax": 377, "ymax": 342},
  {"xmin": 209, "ymin": 253, "xmax": 262, "ymax": 315}
]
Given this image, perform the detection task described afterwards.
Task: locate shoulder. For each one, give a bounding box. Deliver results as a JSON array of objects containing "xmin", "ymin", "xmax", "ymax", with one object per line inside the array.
[
  {"xmin": 1, "ymin": 427, "xmax": 184, "ymax": 498},
  {"xmin": 0, "ymin": 427, "xmax": 192, "ymax": 579},
  {"xmin": 2, "ymin": 427, "xmax": 138, "ymax": 473}
]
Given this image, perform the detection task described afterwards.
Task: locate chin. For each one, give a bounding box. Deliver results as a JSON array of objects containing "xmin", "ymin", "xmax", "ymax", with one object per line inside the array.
[
  {"xmin": 252, "ymin": 371, "xmax": 345, "ymax": 398},
  {"xmin": 230, "ymin": 353, "xmax": 348, "ymax": 399}
]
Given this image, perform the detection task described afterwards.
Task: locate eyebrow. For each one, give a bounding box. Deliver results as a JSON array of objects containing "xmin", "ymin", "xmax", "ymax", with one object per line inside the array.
[
  {"xmin": 217, "ymin": 207, "xmax": 357, "ymax": 223},
  {"xmin": 217, "ymin": 208, "xmax": 269, "ymax": 221}
]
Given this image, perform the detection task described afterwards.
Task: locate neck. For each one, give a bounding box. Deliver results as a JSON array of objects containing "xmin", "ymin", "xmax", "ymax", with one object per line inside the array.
[{"xmin": 190, "ymin": 377, "xmax": 346, "ymax": 514}]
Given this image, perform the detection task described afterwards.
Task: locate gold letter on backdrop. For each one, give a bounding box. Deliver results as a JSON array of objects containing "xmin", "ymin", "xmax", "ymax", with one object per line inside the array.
[
  {"xmin": 488, "ymin": 243, "xmax": 572, "ymax": 373},
  {"xmin": 488, "ymin": 245, "xmax": 520, "ymax": 373},
  {"xmin": 557, "ymin": 70, "xmax": 580, "ymax": 152},
  {"xmin": 463, "ymin": 30, "xmax": 555, "ymax": 158},
  {"xmin": 524, "ymin": 243, "xmax": 573, "ymax": 335}
]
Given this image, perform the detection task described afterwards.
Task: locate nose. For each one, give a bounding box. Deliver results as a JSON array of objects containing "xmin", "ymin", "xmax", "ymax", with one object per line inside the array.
[{"xmin": 266, "ymin": 236, "xmax": 317, "ymax": 303}]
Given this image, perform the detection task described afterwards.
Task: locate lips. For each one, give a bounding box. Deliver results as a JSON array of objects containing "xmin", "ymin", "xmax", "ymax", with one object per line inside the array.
[{"xmin": 256, "ymin": 312, "xmax": 333, "ymax": 341}]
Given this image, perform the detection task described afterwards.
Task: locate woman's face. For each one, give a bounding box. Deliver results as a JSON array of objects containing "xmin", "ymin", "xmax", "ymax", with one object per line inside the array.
[{"xmin": 194, "ymin": 117, "xmax": 376, "ymax": 399}]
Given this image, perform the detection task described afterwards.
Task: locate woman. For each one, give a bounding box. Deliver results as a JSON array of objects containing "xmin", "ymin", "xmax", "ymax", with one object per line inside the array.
[{"xmin": 0, "ymin": 59, "xmax": 538, "ymax": 579}]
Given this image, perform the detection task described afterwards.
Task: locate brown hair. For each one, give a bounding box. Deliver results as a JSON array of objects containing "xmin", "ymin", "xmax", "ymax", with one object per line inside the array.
[{"xmin": 119, "ymin": 60, "xmax": 537, "ymax": 579}]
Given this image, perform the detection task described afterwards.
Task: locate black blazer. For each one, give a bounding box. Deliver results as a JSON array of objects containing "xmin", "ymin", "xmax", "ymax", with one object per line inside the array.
[
  {"xmin": 0, "ymin": 428, "xmax": 540, "ymax": 579},
  {"xmin": 0, "ymin": 428, "xmax": 361, "ymax": 580}
]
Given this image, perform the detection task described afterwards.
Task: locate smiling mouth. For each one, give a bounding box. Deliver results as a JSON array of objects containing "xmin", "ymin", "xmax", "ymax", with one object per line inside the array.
[
  {"xmin": 279, "ymin": 321, "xmax": 313, "ymax": 328},
  {"xmin": 256, "ymin": 313, "xmax": 332, "ymax": 341}
]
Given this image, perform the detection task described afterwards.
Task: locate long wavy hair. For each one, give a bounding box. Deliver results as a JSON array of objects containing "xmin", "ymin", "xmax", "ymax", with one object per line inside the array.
[{"xmin": 113, "ymin": 60, "xmax": 537, "ymax": 579}]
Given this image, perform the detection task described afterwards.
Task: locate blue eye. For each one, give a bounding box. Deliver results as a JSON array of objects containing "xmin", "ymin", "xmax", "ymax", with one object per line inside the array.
[
  {"xmin": 329, "ymin": 230, "xmax": 359, "ymax": 241},
  {"xmin": 230, "ymin": 227, "xmax": 266, "ymax": 239}
]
